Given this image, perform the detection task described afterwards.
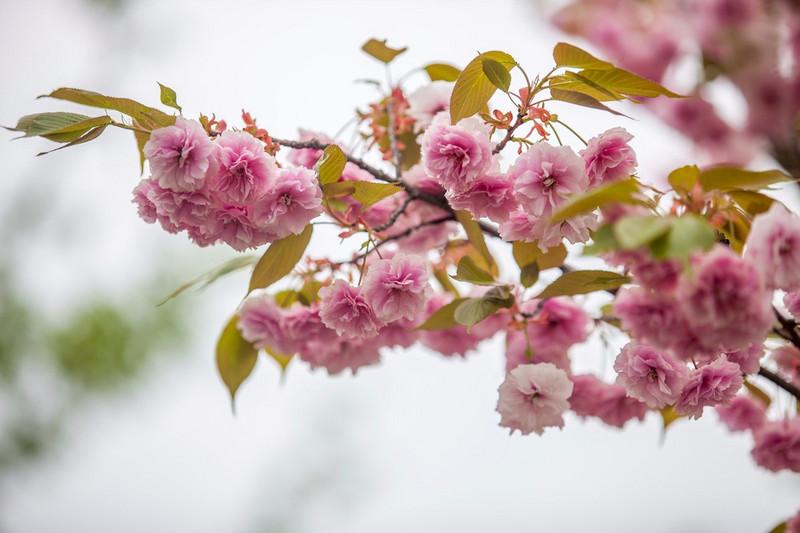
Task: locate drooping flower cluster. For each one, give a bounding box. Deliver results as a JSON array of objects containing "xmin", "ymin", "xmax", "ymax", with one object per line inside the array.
[{"xmin": 134, "ymin": 118, "xmax": 323, "ymax": 250}]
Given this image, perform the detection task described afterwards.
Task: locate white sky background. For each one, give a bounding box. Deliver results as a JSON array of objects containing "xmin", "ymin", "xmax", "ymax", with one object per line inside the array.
[{"xmin": 0, "ymin": 0, "xmax": 798, "ymax": 531}]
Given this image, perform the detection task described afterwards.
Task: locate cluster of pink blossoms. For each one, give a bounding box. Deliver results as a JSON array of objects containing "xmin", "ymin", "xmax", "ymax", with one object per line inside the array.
[{"xmin": 133, "ymin": 118, "xmax": 323, "ymax": 250}]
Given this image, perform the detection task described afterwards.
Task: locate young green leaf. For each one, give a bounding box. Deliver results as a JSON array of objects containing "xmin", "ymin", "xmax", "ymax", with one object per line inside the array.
[
  {"xmin": 315, "ymin": 144, "xmax": 347, "ymax": 185},
  {"xmin": 248, "ymin": 225, "xmax": 313, "ymax": 294},
  {"xmin": 667, "ymin": 165, "xmax": 700, "ymax": 195},
  {"xmin": 158, "ymin": 255, "xmax": 258, "ymax": 305},
  {"xmin": 699, "ymin": 166, "xmax": 792, "ymax": 192},
  {"xmin": 550, "ymin": 178, "xmax": 640, "ymax": 222},
  {"xmin": 549, "ymin": 88, "xmax": 629, "ymax": 117},
  {"xmin": 41, "ymin": 87, "xmax": 175, "ymax": 129},
  {"xmin": 361, "ymin": 38, "xmax": 407, "ymax": 64},
  {"xmin": 424, "ymin": 63, "xmax": 461, "ymax": 82},
  {"xmin": 520, "ymin": 262, "xmax": 540, "ymax": 288},
  {"xmin": 35, "ymin": 124, "xmax": 109, "ymax": 156},
  {"xmin": 512, "ymin": 241, "xmax": 567, "ymax": 270},
  {"xmin": 453, "ymin": 286, "xmax": 514, "ymax": 327},
  {"xmin": 264, "ymin": 345, "xmax": 293, "ymax": 374},
  {"xmin": 552, "ymin": 42, "xmax": 613, "ymax": 70},
  {"xmin": 481, "ymin": 58, "xmax": 512, "ymax": 92},
  {"xmin": 728, "ymin": 190, "xmax": 776, "ymax": 216},
  {"xmin": 535, "ymin": 270, "xmax": 629, "ymax": 299},
  {"xmin": 573, "ymin": 68, "xmax": 683, "ymax": 99},
  {"xmin": 6, "ymin": 112, "xmax": 93, "ymax": 139},
  {"xmin": 216, "ymin": 315, "xmax": 258, "ymax": 410},
  {"xmin": 157, "ymin": 82, "xmax": 182, "ymax": 113},
  {"xmin": 583, "ymin": 224, "xmax": 620, "ymax": 255},
  {"xmin": 743, "ymin": 378, "xmax": 772, "ymax": 408},
  {"xmin": 450, "ymin": 51, "xmax": 516, "ymax": 124},
  {"xmin": 451, "ymin": 255, "xmax": 495, "ymax": 285},
  {"xmin": 454, "ymin": 210, "xmax": 498, "ymax": 276},
  {"xmin": 614, "ymin": 215, "xmax": 672, "ymax": 249},
  {"xmin": 348, "ymin": 181, "xmax": 403, "ymax": 207},
  {"xmin": 649, "ymin": 215, "xmax": 716, "ymax": 260},
  {"xmin": 416, "ymin": 297, "xmax": 469, "ymax": 330}
]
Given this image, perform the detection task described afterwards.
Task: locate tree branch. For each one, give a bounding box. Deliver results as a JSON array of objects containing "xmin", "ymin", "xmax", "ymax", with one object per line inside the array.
[{"xmin": 758, "ymin": 366, "xmax": 800, "ymax": 401}]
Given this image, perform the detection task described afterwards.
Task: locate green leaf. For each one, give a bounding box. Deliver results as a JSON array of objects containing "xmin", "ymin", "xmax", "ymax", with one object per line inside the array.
[
  {"xmin": 134, "ymin": 126, "xmax": 149, "ymax": 175},
  {"xmin": 743, "ymin": 378, "xmax": 772, "ymax": 408},
  {"xmin": 728, "ymin": 190, "xmax": 775, "ymax": 216},
  {"xmin": 424, "ymin": 63, "xmax": 461, "ymax": 82},
  {"xmin": 361, "ymin": 38, "xmax": 407, "ymax": 64},
  {"xmin": 649, "ymin": 215, "xmax": 716, "ymax": 260},
  {"xmin": 554, "ymin": 72, "xmax": 623, "ymax": 101},
  {"xmin": 573, "ymin": 68, "xmax": 682, "ymax": 99},
  {"xmin": 549, "ymin": 88, "xmax": 629, "ymax": 117},
  {"xmin": 550, "ymin": 178, "xmax": 640, "ymax": 222},
  {"xmin": 450, "ymin": 51, "xmax": 516, "ymax": 124},
  {"xmin": 248, "ymin": 225, "xmax": 313, "ymax": 294},
  {"xmin": 433, "ymin": 267, "xmax": 460, "ymax": 297},
  {"xmin": 6, "ymin": 112, "xmax": 92, "ymax": 139},
  {"xmin": 315, "ymin": 144, "xmax": 347, "ymax": 185},
  {"xmin": 512, "ymin": 241, "xmax": 567, "ymax": 270},
  {"xmin": 583, "ymin": 224, "xmax": 620, "ymax": 255},
  {"xmin": 699, "ymin": 166, "xmax": 793, "ymax": 192},
  {"xmin": 768, "ymin": 522, "xmax": 787, "ymax": 533},
  {"xmin": 614, "ymin": 215, "xmax": 672, "ymax": 249},
  {"xmin": 481, "ymin": 58, "xmax": 511, "ymax": 92},
  {"xmin": 453, "ymin": 286, "xmax": 514, "ymax": 327},
  {"xmin": 659, "ymin": 406, "xmax": 684, "ymax": 433},
  {"xmin": 454, "ymin": 210, "xmax": 498, "ymax": 276},
  {"xmin": 158, "ymin": 255, "xmax": 257, "ymax": 305},
  {"xmin": 41, "ymin": 87, "xmax": 175, "ymax": 129},
  {"xmin": 520, "ymin": 263, "xmax": 540, "ymax": 288},
  {"xmin": 216, "ymin": 315, "xmax": 258, "ymax": 410},
  {"xmin": 536, "ymin": 270, "xmax": 629, "ymax": 299},
  {"xmin": 416, "ymin": 297, "xmax": 469, "ymax": 330},
  {"xmin": 668, "ymin": 165, "xmax": 700, "ymax": 195},
  {"xmin": 348, "ymin": 181, "xmax": 403, "ymax": 207},
  {"xmin": 552, "ymin": 42, "xmax": 613, "ymax": 70},
  {"xmin": 157, "ymin": 82, "xmax": 182, "ymax": 113},
  {"xmin": 264, "ymin": 345, "xmax": 293, "ymax": 374},
  {"xmin": 35, "ymin": 124, "xmax": 109, "ymax": 156},
  {"xmin": 451, "ymin": 256, "xmax": 495, "ymax": 285}
]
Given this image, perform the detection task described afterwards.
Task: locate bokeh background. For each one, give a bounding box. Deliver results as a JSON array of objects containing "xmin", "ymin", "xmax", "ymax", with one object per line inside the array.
[{"xmin": 1, "ymin": 1, "xmax": 798, "ymax": 531}]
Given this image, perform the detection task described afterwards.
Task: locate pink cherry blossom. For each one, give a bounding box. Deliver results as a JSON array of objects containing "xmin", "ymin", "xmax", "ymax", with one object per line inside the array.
[
  {"xmin": 608, "ymin": 249, "xmax": 681, "ymax": 292},
  {"xmin": 419, "ymin": 294, "xmax": 480, "ymax": 357},
  {"xmin": 132, "ymin": 178, "xmax": 215, "ymax": 238},
  {"xmin": 403, "ymin": 163, "xmax": 446, "ymax": 196},
  {"xmin": 496, "ymin": 363, "xmax": 573, "ymax": 435},
  {"xmin": 237, "ymin": 294, "xmax": 295, "ymax": 355},
  {"xmin": 282, "ymin": 303, "xmax": 338, "ymax": 348},
  {"xmin": 498, "ymin": 210, "xmax": 538, "ymax": 242},
  {"xmin": 679, "ymin": 245, "xmax": 773, "ymax": 352},
  {"xmin": 724, "ymin": 344, "xmax": 763, "ymax": 375},
  {"xmin": 144, "ymin": 118, "xmax": 215, "ymax": 192},
  {"xmin": 286, "ymin": 128, "xmax": 333, "ymax": 169},
  {"xmin": 773, "ymin": 345, "xmax": 800, "ymax": 384},
  {"xmin": 208, "ymin": 204, "xmax": 278, "ymax": 251},
  {"xmin": 509, "ymin": 142, "xmax": 588, "ymax": 216},
  {"xmin": 318, "ymin": 280, "xmax": 384, "ymax": 339},
  {"xmin": 750, "ymin": 418, "xmax": 800, "ymax": 473},
  {"xmin": 420, "ymin": 112, "xmax": 493, "ymax": 192},
  {"xmin": 209, "ymin": 131, "xmax": 278, "ymax": 204},
  {"xmin": 614, "ymin": 343, "xmax": 689, "ymax": 409},
  {"xmin": 525, "ymin": 298, "xmax": 590, "ymax": 354},
  {"xmin": 505, "ymin": 329, "xmax": 571, "ymax": 372},
  {"xmin": 528, "ymin": 211, "xmax": 598, "ymax": 251},
  {"xmin": 715, "ymin": 395, "xmax": 766, "ymax": 432},
  {"xmin": 675, "ymin": 356, "xmax": 744, "ymax": 419},
  {"xmin": 569, "ymin": 374, "xmax": 648, "ymax": 428},
  {"xmin": 785, "ymin": 291, "xmax": 800, "ymax": 320},
  {"xmin": 745, "ymin": 202, "xmax": 800, "ymax": 291},
  {"xmin": 257, "ymin": 167, "xmax": 323, "ymax": 236},
  {"xmin": 362, "ymin": 254, "xmax": 430, "ymax": 323},
  {"xmin": 298, "ymin": 335, "xmax": 381, "ymax": 375},
  {"xmin": 446, "ymin": 172, "xmax": 517, "ymax": 223},
  {"xmin": 788, "ymin": 511, "xmax": 800, "ymax": 533},
  {"xmin": 407, "ymin": 81, "xmax": 453, "ymax": 130},
  {"xmin": 580, "ymin": 127, "xmax": 638, "ymax": 187}
]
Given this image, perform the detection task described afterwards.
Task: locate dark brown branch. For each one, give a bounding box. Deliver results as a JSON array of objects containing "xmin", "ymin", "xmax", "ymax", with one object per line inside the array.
[
  {"xmin": 342, "ymin": 215, "xmax": 456, "ymax": 265},
  {"xmin": 758, "ymin": 366, "xmax": 800, "ymax": 401},
  {"xmin": 374, "ymin": 195, "xmax": 416, "ymax": 233}
]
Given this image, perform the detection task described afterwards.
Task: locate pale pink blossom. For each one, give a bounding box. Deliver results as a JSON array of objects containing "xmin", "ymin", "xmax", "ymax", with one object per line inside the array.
[
  {"xmin": 675, "ymin": 356, "xmax": 744, "ymax": 419},
  {"xmin": 679, "ymin": 245, "xmax": 773, "ymax": 352},
  {"xmin": 751, "ymin": 418, "xmax": 800, "ymax": 473},
  {"xmin": 420, "ymin": 112, "xmax": 493, "ymax": 192},
  {"xmin": 144, "ymin": 118, "xmax": 215, "ymax": 192},
  {"xmin": 614, "ymin": 343, "xmax": 689, "ymax": 408},
  {"xmin": 498, "ymin": 210, "xmax": 538, "ymax": 242},
  {"xmin": 569, "ymin": 374, "xmax": 648, "ymax": 428},
  {"xmin": 318, "ymin": 280, "xmax": 384, "ymax": 339},
  {"xmin": 510, "ymin": 142, "xmax": 588, "ymax": 216},
  {"xmin": 580, "ymin": 127, "xmax": 638, "ymax": 187},
  {"xmin": 715, "ymin": 395, "xmax": 766, "ymax": 432},
  {"xmin": 257, "ymin": 167, "xmax": 323, "ymax": 236},
  {"xmin": 785, "ymin": 291, "xmax": 800, "ymax": 320},
  {"xmin": 376, "ymin": 318, "xmax": 420, "ymax": 349},
  {"xmin": 773, "ymin": 345, "xmax": 800, "ymax": 384},
  {"xmin": 745, "ymin": 202, "xmax": 800, "ymax": 291},
  {"xmin": 788, "ymin": 511, "xmax": 800, "ymax": 533},
  {"xmin": 403, "ymin": 163, "xmax": 445, "ymax": 196},
  {"xmin": 210, "ymin": 131, "xmax": 278, "ymax": 204},
  {"xmin": 505, "ymin": 329, "xmax": 571, "ymax": 372},
  {"xmin": 607, "ymin": 249, "xmax": 681, "ymax": 292},
  {"xmin": 446, "ymin": 172, "xmax": 517, "ymax": 223},
  {"xmin": 724, "ymin": 344, "xmax": 763, "ymax": 375},
  {"xmin": 528, "ymin": 211, "xmax": 598, "ymax": 251},
  {"xmin": 132, "ymin": 178, "xmax": 216, "ymax": 239},
  {"xmin": 496, "ymin": 363, "xmax": 573, "ymax": 435},
  {"xmin": 407, "ymin": 81, "xmax": 453, "ymax": 130},
  {"xmin": 282, "ymin": 304, "xmax": 338, "ymax": 348},
  {"xmin": 298, "ymin": 335, "xmax": 381, "ymax": 375},
  {"xmin": 419, "ymin": 294, "xmax": 480, "ymax": 357},
  {"xmin": 286, "ymin": 128, "xmax": 333, "ymax": 169},
  {"xmin": 362, "ymin": 254, "xmax": 430, "ymax": 323},
  {"xmin": 526, "ymin": 298, "xmax": 590, "ymax": 354},
  {"xmin": 237, "ymin": 295, "xmax": 295, "ymax": 355},
  {"xmin": 209, "ymin": 204, "xmax": 278, "ymax": 251}
]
